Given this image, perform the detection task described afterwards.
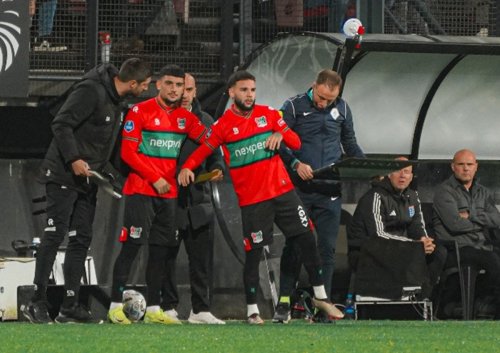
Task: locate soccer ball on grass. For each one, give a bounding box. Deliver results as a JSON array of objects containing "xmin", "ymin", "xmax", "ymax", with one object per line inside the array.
[{"xmin": 122, "ymin": 289, "xmax": 146, "ymax": 322}]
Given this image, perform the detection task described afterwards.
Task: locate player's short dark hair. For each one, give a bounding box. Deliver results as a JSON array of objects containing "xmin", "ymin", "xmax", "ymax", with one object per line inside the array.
[
  {"xmin": 118, "ymin": 58, "xmax": 152, "ymax": 83},
  {"xmin": 227, "ymin": 70, "xmax": 255, "ymax": 89},
  {"xmin": 158, "ymin": 64, "xmax": 185, "ymax": 79},
  {"xmin": 315, "ymin": 69, "xmax": 342, "ymax": 90}
]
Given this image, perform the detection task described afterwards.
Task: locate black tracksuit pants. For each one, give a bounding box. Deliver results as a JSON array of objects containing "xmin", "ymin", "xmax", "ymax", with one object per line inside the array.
[
  {"xmin": 161, "ymin": 221, "xmax": 213, "ymax": 313},
  {"xmin": 33, "ymin": 182, "xmax": 97, "ymax": 308}
]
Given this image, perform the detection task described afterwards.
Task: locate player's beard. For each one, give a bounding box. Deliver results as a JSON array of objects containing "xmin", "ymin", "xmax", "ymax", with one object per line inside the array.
[
  {"xmin": 159, "ymin": 95, "xmax": 182, "ymax": 108},
  {"xmin": 234, "ymin": 97, "xmax": 254, "ymax": 112}
]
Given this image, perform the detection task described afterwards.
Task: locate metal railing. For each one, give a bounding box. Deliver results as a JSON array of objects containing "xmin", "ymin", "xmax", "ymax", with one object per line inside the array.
[{"xmin": 27, "ymin": 0, "xmax": 499, "ymax": 97}]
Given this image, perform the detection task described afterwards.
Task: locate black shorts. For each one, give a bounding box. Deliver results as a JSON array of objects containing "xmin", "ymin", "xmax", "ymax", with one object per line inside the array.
[
  {"xmin": 122, "ymin": 194, "xmax": 178, "ymax": 246},
  {"xmin": 241, "ymin": 190, "xmax": 311, "ymax": 252}
]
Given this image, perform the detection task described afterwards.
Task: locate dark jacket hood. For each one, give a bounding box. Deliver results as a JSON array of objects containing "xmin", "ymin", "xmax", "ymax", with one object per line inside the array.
[
  {"xmin": 191, "ymin": 97, "xmax": 203, "ymax": 115},
  {"xmin": 376, "ymin": 177, "xmax": 408, "ymax": 196},
  {"xmin": 84, "ymin": 64, "xmax": 121, "ymax": 105}
]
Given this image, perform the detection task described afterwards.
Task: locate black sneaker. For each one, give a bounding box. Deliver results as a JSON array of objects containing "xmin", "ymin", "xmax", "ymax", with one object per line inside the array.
[
  {"xmin": 21, "ymin": 301, "xmax": 53, "ymax": 324},
  {"xmin": 313, "ymin": 309, "xmax": 333, "ymax": 323},
  {"xmin": 55, "ymin": 304, "xmax": 103, "ymax": 324},
  {"xmin": 272, "ymin": 303, "xmax": 291, "ymax": 324}
]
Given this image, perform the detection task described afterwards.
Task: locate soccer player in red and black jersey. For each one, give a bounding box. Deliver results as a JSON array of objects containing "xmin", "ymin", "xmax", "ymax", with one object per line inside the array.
[
  {"xmin": 178, "ymin": 70, "xmax": 344, "ymax": 324},
  {"xmin": 108, "ymin": 65, "xmax": 222, "ymax": 325}
]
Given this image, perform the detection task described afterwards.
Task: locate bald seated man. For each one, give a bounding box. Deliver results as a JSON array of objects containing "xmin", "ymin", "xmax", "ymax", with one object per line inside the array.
[{"xmin": 433, "ymin": 149, "xmax": 500, "ymax": 319}]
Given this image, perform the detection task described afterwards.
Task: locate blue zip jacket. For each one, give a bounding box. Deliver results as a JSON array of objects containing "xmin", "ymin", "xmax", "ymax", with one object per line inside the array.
[{"xmin": 280, "ymin": 88, "xmax": 364, "ymax": 195}]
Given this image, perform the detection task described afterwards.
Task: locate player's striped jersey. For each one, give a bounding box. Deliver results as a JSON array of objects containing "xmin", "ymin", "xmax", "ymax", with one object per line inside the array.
[
  {"xmin": 183, "ymin": 104, "xmax": 301, "ymax": 206},
  {"xmin": 121, "ymin": 97, "xmax": 207, "ymax": 198}
]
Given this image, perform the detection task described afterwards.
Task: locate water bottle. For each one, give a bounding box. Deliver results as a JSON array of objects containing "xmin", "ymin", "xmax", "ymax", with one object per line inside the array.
[
  {"xmin": 344, "ymin": 293, "xmax": 356, "ymax": 320},
  {"xmin": 99, "ymin": 31, "xmax": 111, "ymax": 63}
]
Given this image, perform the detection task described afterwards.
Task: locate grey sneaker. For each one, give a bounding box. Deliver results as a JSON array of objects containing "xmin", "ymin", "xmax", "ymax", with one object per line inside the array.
[
  {"xmin": 188, "ymin": 311, "xmax": 225, "ymax": 324},
  {"xmin": 272, "ymin": 302, "xmax": 291, "ymax": 324},
  {"xmin": 21, "ymin": 301, "xmax": 53, "ymax": 324}
]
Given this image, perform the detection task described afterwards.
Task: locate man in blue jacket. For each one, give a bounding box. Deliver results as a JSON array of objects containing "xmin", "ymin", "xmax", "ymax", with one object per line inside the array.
[{"xmin": 278, "ymin": 69, "xmax": 364, "ymax": 321}]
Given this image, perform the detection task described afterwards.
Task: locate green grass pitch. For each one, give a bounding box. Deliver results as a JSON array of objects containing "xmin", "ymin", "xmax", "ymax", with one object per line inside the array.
[{"xmin": 1, "ymin": 320, "xmax": 499, "ymax": 353}]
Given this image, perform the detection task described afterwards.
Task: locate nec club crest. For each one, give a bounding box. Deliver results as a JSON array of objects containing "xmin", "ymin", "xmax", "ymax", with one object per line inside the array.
[
  {"xmin": 255, "ymin": 116, "xmax": 267, "ymax": 127},
  {"xmin": 250, "ymin": 230, "xmax": 263, "ymax": 243},
  {"xmin": 130, "ymin": 226, "xmax": 143, "ymax": 239},
  {"xmin": 177, "ymin": 118, "xmax": 186, "ymax": 130}
]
